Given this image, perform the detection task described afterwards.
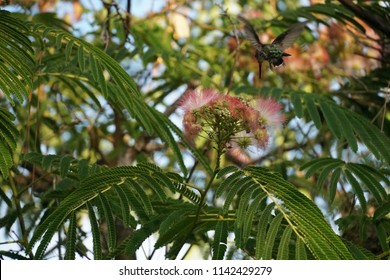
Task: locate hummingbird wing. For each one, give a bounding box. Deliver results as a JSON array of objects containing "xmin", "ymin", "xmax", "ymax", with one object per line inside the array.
[
  {"xmin": 237, "ymin": 15, "xmax": 264, "ymax": 51},
  {"xmin": 271, "ymin": 21, "xmax": 307, "ymax": 51}
]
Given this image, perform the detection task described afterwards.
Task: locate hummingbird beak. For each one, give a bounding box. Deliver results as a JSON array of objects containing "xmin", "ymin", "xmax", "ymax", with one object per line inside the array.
[{"xmin": 282, "ymin": 52, "xmax": 291, "ymax": 57}]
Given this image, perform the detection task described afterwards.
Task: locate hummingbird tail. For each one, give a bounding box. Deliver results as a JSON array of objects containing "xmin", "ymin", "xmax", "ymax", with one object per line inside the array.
[{"xmin": 258, "ymin": 61, "xmax": 262, "ymax": 78}]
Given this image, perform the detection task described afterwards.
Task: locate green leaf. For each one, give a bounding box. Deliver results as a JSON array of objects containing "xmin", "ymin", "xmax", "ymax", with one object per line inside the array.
[
  {"xmin": 344, "ymin": 169, "xmax": 367, "ymax": 213},
  {"xmin": 60, "ymin": 156, "xmax": 74, "ymax": 177},
  {"xmin": 114, "ymin": 187, "xmax": 132, "ymax": 227},
  {"xmin": 263, "ymin": 213, "xmax": 284, "ymax": 260},
  {"xmin": 217, "ymin": 166, "xmax": 239, "ymax": 179},
  {"xmin": 41, "ymin": 154, "xmax": 59, "ymax": 171},
  {"xmin": 319, "ymin": 101, "xmax": 342, "ymax": 139},
  {"xmin": 246, "ymin": 166, "xmax": 353, "ymax": 259},
  {"xmin": 64, "ymin": 212, "xmax": 77, "ymax": 260},
  {"xmin": 215, "ymin": 170, "xmax": 245, "ymax": 198},
  {"xmin": 125, "ymin": 178, "xmax": 154, "ymax": 216},
  {"xmin": 0, "ymin": 108, "xmax": 18, "ymax": 150},
  {"xmin": 304, "ymin": 95, "xmax": 322, "ymax": 129},
  {"xmin": 32, "ymin": 22, "xmax": 191, "ymax": 174},
  {"xmin": 173, "ymin": 183, "xmax": 201, "ymax": 205},
  {"xmin": 241, "ymin": 190, "xmax": 267, "ymax": 246},
  {"xmin": 124, "ymin": 217, "xmax": 161, "ymax": 256},
  {"xmin": 77, "ymin": 159, "xmax": 90, "ymax": 180},
  {"xmin": 255, "ymin": 203, "xmax": 275, "ymax": 259},
  {"xmin": 155, "ymin": 214, "xmax": 195, "ymax": 249},
  {"xmin": 277, "ymin": 226, "xmax": 293, "ymax": 260},
  {"xmin": 376, "ymin": 222, "xmax": 390, "ymax": 253},
  {"xmin": 329, "ymin": 167, "xmax": 342, "ymax": 203},
  {"xmin": 350, "ymin": 114, "xmax": 390, "ymax": 165},
  {"xmin": 300, "ymin": 158, "xmax": 343, "ymax": 178},
  {"xmin": 336, "ymin": 108, "xmax": 358, "ymax": 152},
  {"xmin": 55, "ymin": 32, "xmax": 65, "ymax": 49},
  {"xmin": 77, "ymin": 45, "xmax": 85, "ymax": 72},
  {"xmin": 295, "ymin": 236, "xmax": 308, "ymax": 260},
  {"xmin": 212, "ymin": 220, "xmax": 228, "ymax": 260},
  {"xmin": 373, "ymin": 201, "xmax": 390, "ymax": 221},
  {"xmin": 65, "ymin": 39, "xmax": 74, "ymax": 61},
  {"xmin": 0, "ymin": 186, "xmax": 12, "ymax": 208},
  {"xmin": 290, "ymin": 91, "xmax": 303, "ymax": 118},
  {"xmin": 87, "ymin": 203, "xmax": 102, "ymax": 260},
  {"xmin": 97, "ymin": 194, "xmax": 116, "ymax": 252},
  {"xmin": 343, "ymin": 239, "xmax": 376, "ymax": 260},
  {"xmin": 317, "ymin": 161, "xmax": 344, "ymax": 188},
  {"xmin": 222, "ymin": 177, "xmax": 255, "ymax": 214},
  {"xmin": 0, "ymin": 141, "xmax": 13, "ymax": 179},
  {"xmin": 27, "ymin": 166, "xmax": 163, "ymax": 257},
  {"xmin": 236, "ymin": 185, "xmax": 258, "ymax": 229},
  {"xmin": 0, "ymin": 11, "xmax": 34, "ymax": 104},
  {"xmin": 347, "ymin": 163, "xmax": 387, "ymax": 204}
]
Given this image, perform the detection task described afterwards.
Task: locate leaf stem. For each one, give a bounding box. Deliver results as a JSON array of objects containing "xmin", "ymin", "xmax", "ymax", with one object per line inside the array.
[{"xmin": 9, "ymin": 174, "xmax": 34, "ymax": 259}]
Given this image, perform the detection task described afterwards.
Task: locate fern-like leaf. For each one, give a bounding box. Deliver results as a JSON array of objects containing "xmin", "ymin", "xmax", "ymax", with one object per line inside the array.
[
  {"xmin": 236, "ymin": 185, "xmax": 258, "ymax": 229},
  {"xmin": 295, "ymin": 236, "xmax": 308, "ymax": 260},
  {"xmin": 319, "ymin": 101, "xmax": 342, "ymax": 139},
  {"xmin": 300, "ymin": 158, "xmax": 343, "ymax": 178},
  {"xmin": 277, "ymin": 226, "xmax": 293, "ymax": 260},
  {"xmin": 374, "ymin": 201, "xmax": 390, "ymax": 221},
  {"xmin": 0, "ymin": 142, "xmax": 13, "ymax": 179},
  {"xmin": 346, "ymin": 163, "xmax": 387, "ymax": 204},
  {"xmin": 334, "ymin": 107, "xmax": 358, "ymax": 152},
  {"xmin": 215, "ymin": 169, "xmax": 244, "ymax": 198},
  {"xmin": 155, "ymin": 214, "xmax": 196, "ymax": 249},
  {"xmin": 97, "ymin": 194, "xmax": 117, "ymax": 252},
  {"xmin": 342, "ymin": 239, "xmax": 376, "ymax": 260},
  {"xmin": 217, "ymin": 166, "xmax": 239, "ymax": 179},
  {"xmin": 246, "ymin": 166, "xmax": 353, "ymax": 259},
  {"xmin": 263, "ymin": 213, "xmax": 284, "ymax": 260},
  {"xmin": 376, "ymin": 222, "xmax": 390, "ymax": 254},
  {"xmin": 114, "ymin": 187, "xmax": 132, "ymax": 227},
  {"xmin": 173, "ymin": 183, "xmax": 202, "ymax": 204},
  {"xmin": 27, "ymin": 22, "xmax": 192, "ymax": 175},
  {"xmin": 316, "ymin": 160, "xmax": 343, "ymax": 186},
  {"xmin": 241, "ymin": 191, "xmax": 267, "ymax": 246},
  {"xmin": 288, "ymin": 90, "xmax": 390, "ymax": 165},
  {"xmin": 0, "ymin": 108, "xmax": 19, "ymax": 178},
  {"xmin": 222, "ymin": 177, "xmax": 254, "ymax": 214},
  {"xmin": 124, "ymin": 217, "xmax": 162, "ymax": 257},
  {"xmin": 344, "ymin": 169, "xmax": 367, "ymax": 213},
  {"xmin": 87, "ymin": 203, "xmax": 102, "ymax": 260},
  {"xmin": 290, "ymin": 91, "xmax": 304, "ymax": 117},
  {"xmin": 304, "ymin": 95, "xmax": 322, "ymax": 129},
  {"xmin": 60, "ymin": 156, "xmax": 75, "ymax": 177},
  {"xmin": 255, "ymin": 203, "xmax": 275, "ymax": 259},
  {"xmin": 329, "ymin": 167, "xmax": 342, "ymax": 203},
  {"xmin": 64, "ymin": 212, "xmax": 77, "ymax": 260},
  {"xmin": 212, "ymin": 220, "xmax": 228, "ymax": 260},
  {"xmin": 0, "ymin": 11, "xmax": 34, "ymax": 104}
]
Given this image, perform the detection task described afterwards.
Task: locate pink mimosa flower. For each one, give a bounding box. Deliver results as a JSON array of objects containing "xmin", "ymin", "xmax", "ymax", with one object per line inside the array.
[
  {"xmin": 227, "ymin": 146, "xmax": 252, "ymax": 165},
  {"xmin": 180, "ymin": 89, "xmax": 220, "ymax": 113},
  {"xmin": 255, "ymin": 98, "xmax": 285, "ymax": 129},
  {"xmin": 179, "ymin": 88, "xmax": 285, "ymax": 160}
]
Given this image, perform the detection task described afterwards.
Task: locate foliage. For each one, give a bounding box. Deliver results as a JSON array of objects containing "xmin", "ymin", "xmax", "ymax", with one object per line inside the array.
[{"xmin": 0, "ymin": 0, "xmax": 389, "ymax": 260}]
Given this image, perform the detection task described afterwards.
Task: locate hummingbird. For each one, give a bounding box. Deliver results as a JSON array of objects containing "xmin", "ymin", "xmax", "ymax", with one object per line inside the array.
[{"xmin": 238, "ymin": 15, "xmax": 307, "ymax": 78}]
